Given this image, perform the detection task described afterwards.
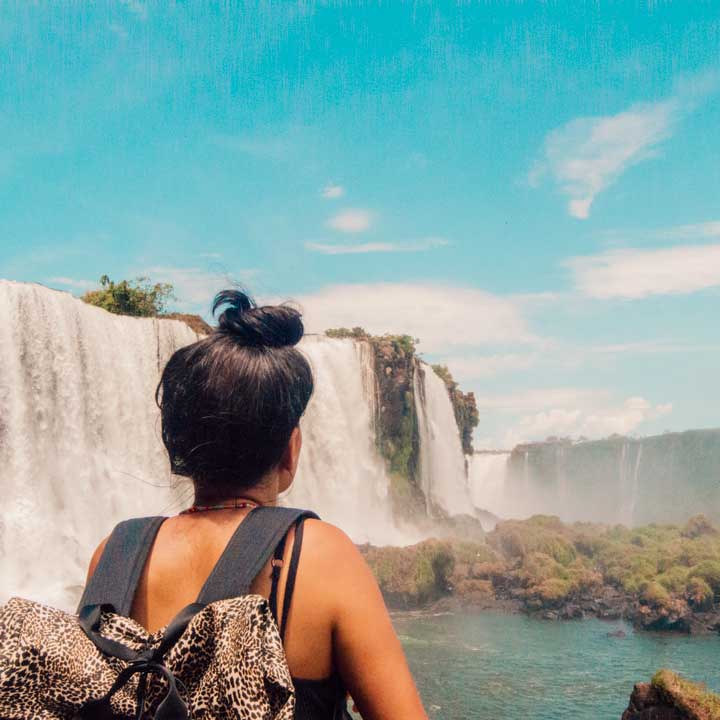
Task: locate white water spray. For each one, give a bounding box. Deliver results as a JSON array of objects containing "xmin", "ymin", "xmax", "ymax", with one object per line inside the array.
[
  {"xmin": 413, "ymin": 362, "xmax": 471, "ymax": 517},
  {"xmin": 0, "ymin": 281, "xmax": 199, "ymax": 610},
  {"xmin": 285, "ymin": 336, "xmax": 416, "ymax": 545},
  {"xmin": 467, "ymin": 452, "xmax": 511, "ymax": 518}
]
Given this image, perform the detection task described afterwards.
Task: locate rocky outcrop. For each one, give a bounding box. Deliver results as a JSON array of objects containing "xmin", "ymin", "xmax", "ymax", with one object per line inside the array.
[{"xmin": 622, "ymin": 671, "xmax": 720, "ymax": 719}]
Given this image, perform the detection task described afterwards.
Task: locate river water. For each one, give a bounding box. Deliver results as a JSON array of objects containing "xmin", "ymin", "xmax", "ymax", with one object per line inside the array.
[{"xmin": 396, "ymin": 611, "xmax": 720, "ymax": 720}]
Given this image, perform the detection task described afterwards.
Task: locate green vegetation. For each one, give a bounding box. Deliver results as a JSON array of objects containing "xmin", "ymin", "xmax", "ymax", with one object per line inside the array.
[
  {"xmin": 431, "ymin": 364, "xmax": 480, "ymax": 454},
  {"xmin": 82, "ymin": 275, "xmax": 175, "ymax": 317},
  {"xmin": 324, "ymin": 326, "xmax": 370, "ymax": 340},
  {"xmin": 651, "ymin": 670, "xmax": 720, "ymax": 719},
  {"xmin": 361, "ymin": 540, "xmax": 456, "ymax": 606},
  {"xmin": 364, "ymin": 514, "xmax": 720, "ymax": 631}
]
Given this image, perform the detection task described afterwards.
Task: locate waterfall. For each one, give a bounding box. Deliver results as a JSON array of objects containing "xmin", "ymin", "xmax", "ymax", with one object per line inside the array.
[
  {"xmin": 284, "ymin": 336, "xmax": 415, "ymax": 545},
  {"xmin": 413, "ymin": 362, "xmax": 472, "ymax": 517},
  {"xmin": 467, "ymin": 452, "xmax": 511, "ymax": 520},
  {"xmin": 0, "ymin": 283, "xmax": 421, "ymax": 609},
  {"xmin": 0, "ymin": 281, "xmax": 199, "ymax": 610}
]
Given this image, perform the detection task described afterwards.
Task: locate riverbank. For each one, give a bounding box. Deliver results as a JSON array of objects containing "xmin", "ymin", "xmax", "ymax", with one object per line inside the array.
[{"xmin": 362, "ymin": 514, "xmax": 720, "ymax": 634}]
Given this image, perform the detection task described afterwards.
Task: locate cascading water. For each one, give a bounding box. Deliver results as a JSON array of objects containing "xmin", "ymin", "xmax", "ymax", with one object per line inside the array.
[
  {"xmin": 413, "ymin": 362, "xmax": 472, "ymax": 517},
  {"xmin": 467, "ymin": 452, "xmax": 511, "ymax": 519},
  {"xmin": 284, "ymin": 336, "xmax": 416, "ymax": 545},
  {"xmin": 0, "ymin": 283, "xmax": 421, "ymax": 609},
  {"xmin": 0, "ymin": 281, "xmax": 199, "ymax": 610}
]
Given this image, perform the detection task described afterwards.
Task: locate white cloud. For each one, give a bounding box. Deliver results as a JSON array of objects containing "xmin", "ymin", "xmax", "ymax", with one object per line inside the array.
[
  {"xmin": 476, "ymin": 388, "xmax": 607, "ymax": 413},
  {"xmin": 147, "ymin": 267, "xmax": 257, "ymax": 311},
  {"xmin": 655, "ymin": 220, "xmax": 720, "ymax": 240},
  {"xmin": 436, "ymin": 353, "xmax": 537, "ymax": 381},
  {"xmin": 48, "ymin": 277, "xmax": 96, "ymax": 291},
  {"xmin": 480, "ymin": 391, "xmax": 673, "ymax": 447},
  {"xmin": 532, "ymin": 98, "xmax": 678, "ymax": 219},
  {"xmin": 326, "ymin": 209, "xmax": 373, "ymax": 233},
  {"xmin": 566, "ymin": 244, "xmax": 720, "ymax": 299},
  {"xmin": 289, "ymin": 283, "xmax": 534, "ymax": 353},
  {"xmin": 505, "ymin": 397, "xmax": 672, "ymax": 447},
  {"xmin": 306, "ymin": 237, "xmax": 448, "ymax": 255},
  {"xmin": 321, "ymin": 184, "xmax": 345, "ymax": 199}
]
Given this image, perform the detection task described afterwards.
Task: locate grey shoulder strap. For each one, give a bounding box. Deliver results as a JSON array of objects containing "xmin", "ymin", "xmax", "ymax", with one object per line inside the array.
[
  {"xmin": 195, "ymin": 506, "xmax": 319, "ymax": 605},
  {"xmin": 77, "ymin": 516, "xmax": 166, "ymax": 616}
]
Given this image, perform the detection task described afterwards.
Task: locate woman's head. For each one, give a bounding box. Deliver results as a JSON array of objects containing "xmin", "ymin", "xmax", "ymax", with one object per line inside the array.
[{"xmin": 157, "ymin": 289, "xmax": 313, "ymax": 499}]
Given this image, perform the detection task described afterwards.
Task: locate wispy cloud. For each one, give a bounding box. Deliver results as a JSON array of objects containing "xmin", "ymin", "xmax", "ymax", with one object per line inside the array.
[
  {"xmin": 326, "ymin": 209, "xmax": 373, "ymax": 233},
  {"xmin": 147, "ymin": 266, "xmax": 257, "ymax": 311},
  {"xmin": 565, "ymin": 244, "xmax": 720, "ymax": 299},
  {"xmin": 502, "ymin": 396, "xmax": 672, "ymax": 447},
  {"xmin": 48, "ymin": 276, "xmax": 96, "ymax": 291},
  {"xmin": 289, "ymin": 282, "xmax": 535, "ymax": 353},
  {"xmin": 306, "ymin": 237, "xmax": 448, "ymax": 255},
  {"xmin": 434, "ymin": 353, "xmax": 538, "ymax": 381},
  {"xmin": 530, "ymin": 74, "xmax": 717, "ymax": 219},
  {"xmin": 531, "ymin": 99, "xmax": 677, "ymax": 219},
  {"xmin": 477, "ymin": 389, "xmax": 672, "ymax": 446},
  {"xmin": 321, "ymin": 184, "xmax": 345, "ymax": 199}
]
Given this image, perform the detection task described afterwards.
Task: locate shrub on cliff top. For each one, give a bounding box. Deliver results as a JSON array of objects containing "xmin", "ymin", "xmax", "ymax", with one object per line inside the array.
[{"xmin": 82, "ymin": 275, "xmax": 175, "ymax": 317}]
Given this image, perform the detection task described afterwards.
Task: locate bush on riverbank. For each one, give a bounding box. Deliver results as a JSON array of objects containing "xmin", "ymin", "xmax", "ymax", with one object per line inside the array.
[{"xmin": 365, "ymin": 514, "xmax": 720, "ymax": 632}]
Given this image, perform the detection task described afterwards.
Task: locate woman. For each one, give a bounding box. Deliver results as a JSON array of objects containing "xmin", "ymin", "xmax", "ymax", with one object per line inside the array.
[{"xmin": 84, "ymin": 289, "xmax": 428, "ymax": 720}]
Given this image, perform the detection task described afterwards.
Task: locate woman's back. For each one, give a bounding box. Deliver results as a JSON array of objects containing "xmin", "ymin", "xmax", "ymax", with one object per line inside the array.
[
  {"xmin": 88, "ymin": 506, "xmax": 427, "ymax": 720},
  {"xmin": 85, "ymin": 289, "xmax": 427, "ymax": 720}
]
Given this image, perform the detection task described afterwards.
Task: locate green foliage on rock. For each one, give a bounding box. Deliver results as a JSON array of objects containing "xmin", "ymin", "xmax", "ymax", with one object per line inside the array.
[
  {"xmin": 325, "ymin": 327, "xmax": 425, "ymax": 515},
  {"xmin": 82, "ymin": 275, "xmax": 175, "ymax": 317},
  {"xmin": 431, "ymin": 363, "xmax": 479, "ymax": 454},
  {"xmin": 650, "ymin": 669, "xmax": 720, "ymax": 719},
  {"xmin": 325, "ymin": 327, "xmax": 370, "ymax": 340}
]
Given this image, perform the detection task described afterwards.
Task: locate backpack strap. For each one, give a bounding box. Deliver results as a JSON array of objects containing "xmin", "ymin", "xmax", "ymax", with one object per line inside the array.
[
  {"xmin": 196, "ymin": 506, "xmax": 318, "ymax": 605},
  {"xmin": 77, "ymin": 516, "xmax": 166, "ymax": 616}
]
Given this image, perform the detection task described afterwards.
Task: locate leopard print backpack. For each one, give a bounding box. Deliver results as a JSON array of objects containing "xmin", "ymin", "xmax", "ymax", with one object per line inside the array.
[{"xmin": 0, "ymin": 507, "xmax": 318, "ymax": 719}]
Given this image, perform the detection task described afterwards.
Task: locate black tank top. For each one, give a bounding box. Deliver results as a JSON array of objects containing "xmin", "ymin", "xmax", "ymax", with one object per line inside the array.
[{"xmin": 267, "ymin": 518, "xmax": 350, "ymax": 719}]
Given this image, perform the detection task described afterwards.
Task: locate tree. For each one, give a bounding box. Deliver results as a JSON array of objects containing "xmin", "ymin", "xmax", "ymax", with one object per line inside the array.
[{"xmin": 82, "ymin": 275, "xmax": 175, "ymax": 317}]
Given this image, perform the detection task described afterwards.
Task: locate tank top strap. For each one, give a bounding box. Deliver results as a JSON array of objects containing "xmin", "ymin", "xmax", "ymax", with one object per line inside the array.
[{"xmin": 267, "ymin": 516, "xmax": 308, "ymax": 641}]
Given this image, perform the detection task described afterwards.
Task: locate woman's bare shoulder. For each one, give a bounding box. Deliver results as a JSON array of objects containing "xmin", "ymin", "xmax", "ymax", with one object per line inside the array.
[
  {"xmin": 86, "ymin": 536, "xmax": 109, "ymax": 582},
  {"xmin": 298, "ymin": 519, "xmax": 375, "ymax": 584}
]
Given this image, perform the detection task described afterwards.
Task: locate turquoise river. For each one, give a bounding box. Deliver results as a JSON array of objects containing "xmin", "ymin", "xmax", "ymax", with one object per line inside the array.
[{"xmin": 395, "ymin": 611, "xmax": 719, "ymax": 720}]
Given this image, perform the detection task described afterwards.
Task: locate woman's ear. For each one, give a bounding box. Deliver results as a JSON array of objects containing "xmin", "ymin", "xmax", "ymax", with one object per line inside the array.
[{"xmin": 278, "ymin": 426, "xmax": 302, "ymax": 493}]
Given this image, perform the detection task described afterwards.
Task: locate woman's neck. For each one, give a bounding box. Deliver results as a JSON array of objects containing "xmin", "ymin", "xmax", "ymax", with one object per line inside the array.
[{"xmin": 193, "ymin": 475, "xmax": 280, "ymax": 507}]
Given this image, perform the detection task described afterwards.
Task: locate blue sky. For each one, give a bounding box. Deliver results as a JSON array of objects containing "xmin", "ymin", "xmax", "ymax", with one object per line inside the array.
[{"xmin": 1, "ymin": 2, "xmax": 719, "ymax": 447}]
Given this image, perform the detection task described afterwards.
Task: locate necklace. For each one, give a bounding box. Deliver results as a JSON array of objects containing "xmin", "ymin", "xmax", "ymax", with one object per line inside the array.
[{"xmin": 179, "ymin": 499, "xmax": 260, "ymax": 515}]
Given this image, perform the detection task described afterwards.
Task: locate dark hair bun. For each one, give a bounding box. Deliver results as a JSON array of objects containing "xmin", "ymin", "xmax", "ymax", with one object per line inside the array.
[{"xmin": 212, "ymin": 289, "xmax": 304, "ymax": 348}]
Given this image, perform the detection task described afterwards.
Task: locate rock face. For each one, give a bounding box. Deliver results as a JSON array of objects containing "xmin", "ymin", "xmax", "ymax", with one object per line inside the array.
[
  {"xmin": 622, "ymin": 671, "xmax": 720, "ymax": 720},
  {"xmin": 623, "ymin": 682, "xmax": 687, "ymax": 719}
]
